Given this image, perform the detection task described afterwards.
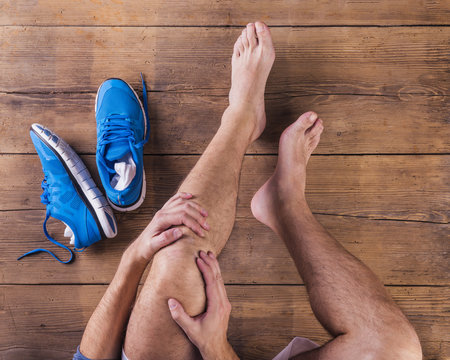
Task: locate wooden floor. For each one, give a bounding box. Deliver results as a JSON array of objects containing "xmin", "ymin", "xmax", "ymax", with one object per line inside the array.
[{"xmin": 1, "ymin": 1, "xmax": 449, "ymax": 359}]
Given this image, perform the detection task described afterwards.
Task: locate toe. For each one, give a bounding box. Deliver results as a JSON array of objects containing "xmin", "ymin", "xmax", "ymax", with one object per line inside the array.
[
  {"xmin": 307, "ymin": 118, "xmax": 324, "ymax": 138},
  {"xmin": 233, "ymin": 37, "xmax": 242, "ymax": 57},
  {"xmin": 241, "ymin": 28, "xmax": 249, "ymax": 47},
  {"xmin": 309, "ymin": 133, "xmax": 322, "ymax": 152},
  {"xmin": 246, "ymin": 23, "xmax": 258, "ymax": 47},
  {"xmin": 296, "ymin": 111, "xmax": 318, "ymax": 131},
  {"xmin": 255, "ymin": 21, "xmax": 273, "ymax": 46},
  {"xmin": 237, "ymin": 36, "xmax": 245, "ymax": 54}
]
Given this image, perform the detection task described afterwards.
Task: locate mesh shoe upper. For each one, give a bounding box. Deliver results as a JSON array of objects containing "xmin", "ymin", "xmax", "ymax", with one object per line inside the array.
[
  {"xmin": 19, "ymin": 130, "xmax": 104, "ymax": 263},
  {"xmin": 95, "ymin": 76, "xmax": 149, "ymax": 209}
]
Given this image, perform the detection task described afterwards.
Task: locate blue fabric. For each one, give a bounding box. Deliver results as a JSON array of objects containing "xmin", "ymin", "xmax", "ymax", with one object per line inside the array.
[
  {"xmin": 96, "ymin": 74, "xmax": 149, "ymax": 208},
  {"xmin": 73, "ymin": 346, "xmax": 92, "ymax": 360},
  {"xmin": 18, "ymin": 129, "xmax": 102, "ymax": 263}
]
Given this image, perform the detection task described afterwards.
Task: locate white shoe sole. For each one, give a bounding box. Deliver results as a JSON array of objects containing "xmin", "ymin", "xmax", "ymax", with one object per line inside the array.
[
  {"xmin": 95, "ymin": 78, "xmax": 148, "ymax": 212},
  {"xmin": 31, "ymin": 124, "xmax": 118, "ymax": 238}
]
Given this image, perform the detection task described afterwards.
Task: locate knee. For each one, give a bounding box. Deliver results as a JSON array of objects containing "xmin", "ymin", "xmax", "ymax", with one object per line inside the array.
[
  {"xmin": 148, "ymin": 233, "xmax": 208, "ymax": 316},
  {"xmin": 392, "ymin": 323, "xmax": 422, "ymax": 360},
  {"xmin": 365, "ymin": 313, "xmax": 422, "ymax": 360}
]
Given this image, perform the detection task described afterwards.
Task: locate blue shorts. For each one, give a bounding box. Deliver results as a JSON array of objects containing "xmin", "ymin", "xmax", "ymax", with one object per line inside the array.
[
  {"xmin": 73, "ymin": 346, "xmax": 128, "ymax": 360},
  {"xmin": 74, "ymin": 337, "xmax": 318, "ymax": 360}
]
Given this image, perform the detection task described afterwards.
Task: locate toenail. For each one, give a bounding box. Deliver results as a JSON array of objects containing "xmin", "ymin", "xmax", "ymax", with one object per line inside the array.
[
  {"xmin": 255, "ymin": 22, "xmax": 265, "ymax": 32},
  {"xmin": 309, "ymin": 113, "xmax": 318, "ymax": 121}
]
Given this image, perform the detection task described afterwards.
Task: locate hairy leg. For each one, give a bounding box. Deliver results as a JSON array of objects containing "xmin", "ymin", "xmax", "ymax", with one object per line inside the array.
[
  {"xmin": 124, "ymin": 22, "xmax": 275, "ymax": 359},
  {"xmin": 251, "ymin": 112, "xmax": 422, "ymax": 360}
]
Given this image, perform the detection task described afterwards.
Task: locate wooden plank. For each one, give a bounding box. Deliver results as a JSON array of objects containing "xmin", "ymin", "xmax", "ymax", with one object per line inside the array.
[
  {"xmin": 1, "ymin": 92, "xmax": 448, "ymax": 155},
  {"xmin": 1, "ymin": 210, "xmax": 448, "ymax": 285},
  {"xmin": 0, "ymin": 155, "xmax": 448, "ymax": 223},
  {"xmin": 1, "ymin": 27, "xmax": 448, "ymax": 95},
  {"xmin": 1, "ymin": 0, "xmax": 450, "ymax": 26},
  {"xmin": 0, "ymin": 285, "xmax": 448, "ymax": 360}
]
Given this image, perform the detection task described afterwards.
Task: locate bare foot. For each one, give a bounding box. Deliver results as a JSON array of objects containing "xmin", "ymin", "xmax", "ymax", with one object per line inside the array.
[
  {"xmin": 251, "ymin": 112, "xmax": 323, "ymax": 232},
  {"xmin": 227, "ymin": 21, "xmax": 275, "ymax": 143}
]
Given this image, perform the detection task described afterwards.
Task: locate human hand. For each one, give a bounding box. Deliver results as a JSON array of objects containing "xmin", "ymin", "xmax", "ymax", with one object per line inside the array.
[
  {"xmin": 128, "ymin": 192, "xmax": 209, "ymax": 264},
  {"xmin": 168, "ymin": 251, "xmax": 239, "ymax": 360}
]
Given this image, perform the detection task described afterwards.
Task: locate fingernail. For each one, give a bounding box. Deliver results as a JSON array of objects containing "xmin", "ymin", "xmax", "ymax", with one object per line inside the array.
[
  {"xmin": 204, "ymin": 222, "xmax": 210, "ymax": 230},
  {"xmin": 168, "ymin": 299, "xmax": 177, "ymax": 310},
  {"xmin": 200, "ymin": 250, "xmax": 206, "ymax": 257},
  {"xmin": 309, "ymin": 112, "xmax": 318, "ymax": 122},
  {"xmin": 173, "ymin": 228, "xmax": 182, "ymax": 238},
  {"xmin": 201, "ymin": 209, "xmax": 208, "ymax": 217}
]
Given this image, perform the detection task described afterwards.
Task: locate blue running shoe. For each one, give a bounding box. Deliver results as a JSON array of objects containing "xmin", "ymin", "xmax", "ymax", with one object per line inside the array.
[
  {"xmin": 95, "ymin": 74, "xmax": 149, "ymax": 211},
  {"xmin": 19, "ymin": 124, "xmax": 118, "ymax": 263}
]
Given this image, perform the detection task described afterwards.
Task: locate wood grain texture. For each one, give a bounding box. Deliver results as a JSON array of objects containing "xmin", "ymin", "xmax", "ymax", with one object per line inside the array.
[
  {"xmin": 2, "ymin": 1, "xmax": 449, "ymax": 357},
  {"xmin": 1, "ymin": 285, "xmax": 448, "ymax": 360},
  {"xmin": 1, "ymin": 210, "xmax": 448, "ymax": 285},
  {"xmin": 1, "ymin": 155, "xmax": 448, "ymax": 222},
  {"xmin": 1, "ymin": 27, "xmax": 449, "ymax": 95},
  {"xmin": 1, "ymin": 0, "xmax": 450, "ymax": 26},
  {"xmin": 1, "ymin": 92, "xmax": 449, "ymax": 155}
]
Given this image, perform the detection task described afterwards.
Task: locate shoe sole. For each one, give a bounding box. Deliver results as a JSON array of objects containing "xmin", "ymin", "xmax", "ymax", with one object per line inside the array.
[
  {"xmin": 31, "ymin": 124, "xmax": 118, "ymax": 239},
  {"xmin": 95, "ymin": 78, "xmax": 147, "ymax": 212}
]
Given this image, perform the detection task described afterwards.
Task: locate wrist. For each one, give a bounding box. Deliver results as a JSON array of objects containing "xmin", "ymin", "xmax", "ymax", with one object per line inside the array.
[
  {"xmin": 123, "ymin": 239, "xmax": 149, "ymax": 268},
  {"xmin": 202, "ymin": 340, "xmax": 238, "ymax": 360}
]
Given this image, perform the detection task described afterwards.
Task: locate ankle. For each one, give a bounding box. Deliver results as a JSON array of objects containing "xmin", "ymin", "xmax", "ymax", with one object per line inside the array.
[
  {"xmin": 220, "ymin": 105, "xmax": 257, "ymax": 143},
  {"xmin": 223, "ymin": 104, "xmax": 258, "ymax": 124},
  {"xmin": 271, "ymin": 173, "xmax": 307, "ymax": 203}
]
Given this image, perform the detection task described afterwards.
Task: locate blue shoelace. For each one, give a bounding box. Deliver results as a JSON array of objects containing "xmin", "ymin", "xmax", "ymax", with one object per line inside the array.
[
  {"xmin": 17, "ymin": 177, "xmax": 74, "ymax": 264},
  {"xmin": 97, "ymin": 73, "xmax": 150, "ymax": 174}
]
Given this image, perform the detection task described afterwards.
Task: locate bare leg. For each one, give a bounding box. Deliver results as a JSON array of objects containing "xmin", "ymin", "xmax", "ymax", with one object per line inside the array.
[
  {"xmin": 124, "ymin": 22, "xmax": 275, "ymax": 359},
  {"xmin": 251, "ymin": 112, "xmax": 422, "ymax": 360}
]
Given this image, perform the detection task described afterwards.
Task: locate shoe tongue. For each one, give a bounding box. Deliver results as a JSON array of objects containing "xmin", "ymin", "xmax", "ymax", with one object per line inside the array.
[
  {"xmin": 105, "ymin": 140, "xmax": 131, "ymax": 161},
  {"xmin": 63, "ymin": 222, "xmax": 75, "ymax": 245}
]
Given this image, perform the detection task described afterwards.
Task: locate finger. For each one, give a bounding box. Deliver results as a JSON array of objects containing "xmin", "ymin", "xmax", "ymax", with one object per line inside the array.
[
  {"xmin": 196, "ymin": 254, "xmax": 215, "ymax": 286},
  {"xmin": 200, "ymin": 250, "xmax": 219, "ymax": 277},
  {"xmin": 184, "ymin": 203, "xmax": 209, "ymax": 229},
  {"xmin": 167, "ymin": 192, "xmax": 193, "ymax": 205},
  {"xmin": 168, "ymin": 298, "xmax": 196, "ymax": 335},
  {"xmin": 205, "ymin": 252, "xmax": 229, "ymax": 304},
  {"xmin": 185, "ymin": 200, "xmax": 208, "ymax": 217},
  {"xmin": 197, "ymin": 257, "xmax": 220, "ymax": 311},
  {"xmin": 167, "ymin": 196, "xmax": 208, "ymax": 217},
  {"xmin": 157, "ymin": 209, "xmax": 206, "ymax": 237},
  {"xmin": 178, "ymin": 211, "xmax": 207, "ymax": 236},
  {"xmin": 198, "ymin": 252, "xmax": 224, "ymax": 311},
  {"xmin": 151, "ymin": 228, "xmax": 183, "ymax": 253}
]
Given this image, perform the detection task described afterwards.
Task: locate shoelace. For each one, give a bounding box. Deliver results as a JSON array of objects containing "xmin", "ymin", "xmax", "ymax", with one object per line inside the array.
[
  {"xmin": 17, "ymin": 176, "xmax": 74, "ymax": 264},
  {"xmin": 97, "ymin": 73, "xmax": 150, "ymax": 174}
]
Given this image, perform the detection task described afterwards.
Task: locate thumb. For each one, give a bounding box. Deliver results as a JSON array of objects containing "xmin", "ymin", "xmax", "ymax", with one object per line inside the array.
[{"xmin": 168, "ymin": 298, "xmax": 195, "ymax": 334}]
